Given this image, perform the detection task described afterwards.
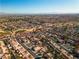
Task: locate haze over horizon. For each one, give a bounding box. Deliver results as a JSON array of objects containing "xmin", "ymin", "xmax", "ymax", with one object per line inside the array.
[{"xmin": 0, "ymin": 0, "xmax": 79, "ymax": 14}]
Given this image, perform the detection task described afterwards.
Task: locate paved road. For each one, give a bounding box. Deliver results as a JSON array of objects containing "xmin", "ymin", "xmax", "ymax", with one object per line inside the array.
[{"xmin": 16, "ymin": 38, "xmax": 37, "ymax": 58}]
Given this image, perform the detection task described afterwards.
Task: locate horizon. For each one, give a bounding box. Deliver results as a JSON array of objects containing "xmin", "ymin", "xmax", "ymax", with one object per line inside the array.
[
  {"xmin": 0, "ymin": 12, "xmax": 79, "ymax": 15},
  {"xmin": 0, "ymin": 0, "xmax": 79, "ymax": 14}
]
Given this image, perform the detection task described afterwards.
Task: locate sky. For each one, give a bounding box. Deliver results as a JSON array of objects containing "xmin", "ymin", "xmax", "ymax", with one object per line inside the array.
[{"xmin": 0, "ymin": 0, "xmax": 79, "ymax": 14}]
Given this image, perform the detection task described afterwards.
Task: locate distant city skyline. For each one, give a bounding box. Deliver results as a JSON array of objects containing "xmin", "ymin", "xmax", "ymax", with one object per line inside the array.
[{"xmin": 0, "ymin": 0, "xmax": 79, "ymax": 14}]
